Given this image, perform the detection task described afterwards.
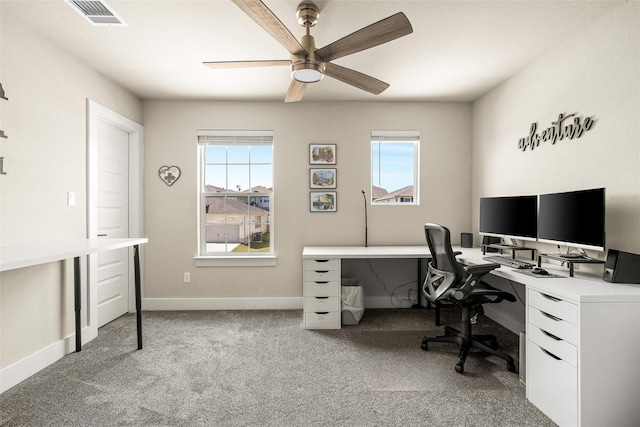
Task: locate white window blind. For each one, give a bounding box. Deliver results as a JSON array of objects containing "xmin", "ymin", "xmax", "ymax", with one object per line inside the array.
[{"xmin": 197, "ymin": 130, "xmax": 273, "ymax": 145}]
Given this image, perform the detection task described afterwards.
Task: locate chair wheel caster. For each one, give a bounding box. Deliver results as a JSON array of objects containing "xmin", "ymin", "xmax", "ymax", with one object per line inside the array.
[
  {"xmin": 455, "ymin": 363, "xmax": 464, "ymax": 374},
  {"xmin": 421, "ymin": 340, "xmax": 428, "ymax": 351},
  {"xmin": 507, "ymin": 362, "xmax": 517, "ymax": 373}
]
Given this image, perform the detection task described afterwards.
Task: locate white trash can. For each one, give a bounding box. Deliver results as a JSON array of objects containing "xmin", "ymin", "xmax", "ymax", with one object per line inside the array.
[{"xmin": 341, "ymin": 278, "xmax": 364, "ymax": 325}]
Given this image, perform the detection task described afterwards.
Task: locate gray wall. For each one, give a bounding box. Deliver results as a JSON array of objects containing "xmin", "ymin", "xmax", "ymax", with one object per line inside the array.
[
  {"xmin": 142, "ymin": 101, "xmax": 472, "ymax": 304},
  {"xmin": 473, "ymin": 1, "xmax": 639, "ymax": 262},
  {"xmin": 471, "ymin": 2, "xmax": 639, "ymax": 331},
  {"xmin": 0, "ymin": 9, "xmax": 142, "ymax": 369}
]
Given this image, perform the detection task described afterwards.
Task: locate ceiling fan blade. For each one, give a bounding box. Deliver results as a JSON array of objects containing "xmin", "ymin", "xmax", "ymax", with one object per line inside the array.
[
  {"xmin": 315, "ymin": 12, "xmax": 413, "ymax": 62},
  {"xmin": 203, "ymin": 60, "xmax": 291, "ymax": 69},
  {"xmin": 285, "ymin": 79, "xmax": 307, "ymax": 103},
  {"xmin": 324, "ymin": 63, "xmax": 389, "ymax": 95},
  {"xmin": 232, "ymin": 0, "xmax": 307, "ymax": 56}
]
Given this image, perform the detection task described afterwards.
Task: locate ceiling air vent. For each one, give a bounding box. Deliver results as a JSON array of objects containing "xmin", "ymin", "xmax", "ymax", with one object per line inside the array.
[{"xmin": 65, "ymin": 0, "xmax": 127, "ymax": 26}]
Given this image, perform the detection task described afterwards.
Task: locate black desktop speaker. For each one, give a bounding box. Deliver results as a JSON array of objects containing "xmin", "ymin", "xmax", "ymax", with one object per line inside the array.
[
  {"xmin": 603, "ymin": 249, "xmax": 640, "ymax": 284},
  {"xmin": 461, "ymin": 233, "xmax": 473, "ymax": 248}
]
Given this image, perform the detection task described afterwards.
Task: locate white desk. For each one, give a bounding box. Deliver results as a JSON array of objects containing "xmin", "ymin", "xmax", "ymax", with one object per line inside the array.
[
  {"xmin": 302, "ymin": 245, "xmax": 640, "ymax": 426},
  {"xmin": 457, "ymin": 248, "xmax": 640, "ymax": 426},
  {"xmin": 302, "ymin": 246, "xmax": 430, "ymax": 328},
  {"xmin": 1, "ymin": 238, "xmax": 148, "ymax": 352},
  {"xmin": 303, "ymin": 245, "xmax": 430, "ymax": 259}
]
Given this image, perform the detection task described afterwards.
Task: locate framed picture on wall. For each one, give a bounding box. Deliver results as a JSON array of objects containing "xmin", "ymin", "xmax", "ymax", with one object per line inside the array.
[
  {"xmin": 309, "ymin": 144, "xmax": 336, "ymax": 165},
  {"xmin": 310, "ymin": 191, "xmax": 337, "ymax": 212},
  {"xmin": 309, "ymin": 168, "xmax": 337, "ymax": 189}
]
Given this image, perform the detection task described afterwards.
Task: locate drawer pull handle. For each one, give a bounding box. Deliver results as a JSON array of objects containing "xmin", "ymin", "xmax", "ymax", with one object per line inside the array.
[
  {"xmin": 541, "ymin": 293, "xmax": 561, "ymax": 302},
  {"xmin": 541, "ymin": 311, "xmax": 561, "ymax": 321},
  {"xmin": 314, "ymin": 297, "xmax": 329, "ymax": 300},
  {"xmin": 314, "ymin": 270, "xmax": 329, "ymax": 274},
  {"xmin": 541, "ymin": 329, "xmax": 561, "ymax": 341},
  {"xmin": 314, "ymin": 260, "xmax": 330, "ymax": 263},
  {"xmin": 541, "ymin": 347, "xmax": 562, "ymax": 361},
  {"xmin": 315, "ymin": 312, "xmax": 329, "ymax": 315},
  {"xmin": 314, "ymin": 281, "xmax": 329, "ymax": 284}
]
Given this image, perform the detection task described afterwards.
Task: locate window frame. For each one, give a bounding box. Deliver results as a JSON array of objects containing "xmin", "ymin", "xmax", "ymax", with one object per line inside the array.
[
  {"xmin": 370, "ymin": 131, "xmax": 420, "ymax": 206},
  {"xmin": 195, "ymin": 130, "xmax": 276, "ymax": 267}
]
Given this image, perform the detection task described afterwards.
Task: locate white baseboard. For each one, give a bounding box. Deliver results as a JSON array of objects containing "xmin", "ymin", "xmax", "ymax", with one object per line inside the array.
[
  {"xmin": 0, "ymin": 324, "xmax": 97, "ymax": 394},
  {"xmin": 1, "ymin": 335, "xmax": 73, "ymax": 393},
  {"xmin": 484, "ymin": 304, "xmax": 525, "ymax": 334},
  {"xmin": 143, "ymin": 297, "xmax": 303, "ymax": 311}
]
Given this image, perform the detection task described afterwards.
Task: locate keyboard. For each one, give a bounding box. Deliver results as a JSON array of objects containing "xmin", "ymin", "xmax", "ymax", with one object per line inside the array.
[{"xmin": 483, "ymin": 255, "xmax": 534, "ymax": 269}]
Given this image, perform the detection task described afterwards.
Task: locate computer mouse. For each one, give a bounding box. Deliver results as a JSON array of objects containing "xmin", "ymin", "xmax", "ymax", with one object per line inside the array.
[{"xmin": 532, "ymin": 267, "xmax": 549, "ymax": 275}]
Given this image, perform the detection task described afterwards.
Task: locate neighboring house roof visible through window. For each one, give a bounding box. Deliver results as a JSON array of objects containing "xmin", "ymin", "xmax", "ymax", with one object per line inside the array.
[
  {"xmin": 205, "ymin": 197, "xmax": 269, "ymax": 215},
  {"xmin": 373, "ymin": 185, "xmax": 414, "ymax": 202}
]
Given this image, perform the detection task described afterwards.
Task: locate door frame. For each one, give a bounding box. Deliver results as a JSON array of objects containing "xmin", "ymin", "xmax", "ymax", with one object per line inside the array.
[{"xmin": 86, "ymin": 99, "xmax": 144, "ymax": 342}]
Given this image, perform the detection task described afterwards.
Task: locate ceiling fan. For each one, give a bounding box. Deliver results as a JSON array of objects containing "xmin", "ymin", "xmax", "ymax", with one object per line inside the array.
[{"xmin": 203, "ymin": 0, "xmax": 413, "ymax": 102}]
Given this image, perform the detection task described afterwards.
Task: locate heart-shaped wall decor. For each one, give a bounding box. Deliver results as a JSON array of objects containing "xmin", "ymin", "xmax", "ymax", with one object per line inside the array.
[{"xmin": 158, "ymin": 166, "xmax": 181, "ymax": 186}]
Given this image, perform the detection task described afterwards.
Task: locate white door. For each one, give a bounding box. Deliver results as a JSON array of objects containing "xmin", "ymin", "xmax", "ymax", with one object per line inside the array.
[{"xmin": 97, "ymin": 120, "xmax": 130, "ymax": 327}]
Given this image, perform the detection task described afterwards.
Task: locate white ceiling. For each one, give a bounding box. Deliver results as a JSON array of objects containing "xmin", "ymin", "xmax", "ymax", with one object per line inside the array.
[{"xmin": 3, "ymin": 0, "xmax": 623, "ymax": 102}]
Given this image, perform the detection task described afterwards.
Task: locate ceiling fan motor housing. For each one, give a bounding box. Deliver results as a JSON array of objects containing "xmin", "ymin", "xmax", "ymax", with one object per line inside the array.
[{"xmin": 296, "ymin": 2, "xmax": 319, "ymax": 27}]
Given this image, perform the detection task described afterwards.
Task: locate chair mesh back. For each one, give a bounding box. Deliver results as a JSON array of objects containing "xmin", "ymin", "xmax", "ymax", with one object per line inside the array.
[{"xmin": 424, "ymin": 223, "xmax": 465, "ymax": 281}]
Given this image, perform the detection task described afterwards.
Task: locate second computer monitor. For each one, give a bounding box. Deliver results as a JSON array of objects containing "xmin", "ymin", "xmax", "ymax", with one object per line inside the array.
[{"xmin": 479, "ymin": 195, "xmax": 538, "ymax": 242}]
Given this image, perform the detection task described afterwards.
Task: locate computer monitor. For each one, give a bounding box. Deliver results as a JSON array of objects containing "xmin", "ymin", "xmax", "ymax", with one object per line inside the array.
[
  {"xmin": 538, "ymin": 187, "xmax": 605, "ymax": 251},
  {"xmin": 479, "ymin": 195, "xmax": 538, "ymax": 242}
]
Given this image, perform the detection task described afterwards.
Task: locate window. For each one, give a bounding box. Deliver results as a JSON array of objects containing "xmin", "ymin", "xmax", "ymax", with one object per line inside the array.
[
  {"xmin": 197, "ymin": 130, "xmax": 273, "ymax": 262},
  {"xmin": 371, "ymin": 131, "xmax": 420, "ymax": 205}
]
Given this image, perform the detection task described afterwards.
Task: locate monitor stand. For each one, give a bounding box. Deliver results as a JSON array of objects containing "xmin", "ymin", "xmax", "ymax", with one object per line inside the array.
[
  {"xmin": 481, "ymin": 242, "xmax": 536, "ymax": 260},
  {"xmin": 537, "ymin": 253, "xmax": 604, "ymax": 277}
]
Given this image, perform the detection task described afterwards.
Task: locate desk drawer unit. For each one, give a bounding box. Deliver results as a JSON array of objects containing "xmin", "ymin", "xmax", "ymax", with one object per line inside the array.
[
  {"xmin": 304, "ymin": 258, "xmax": 341, "ymax": 329},
  {"xmin": 527, "ymin": 340, "xmax": 578, "ymax": 427},
  {"xmin": 527, "ymin": 288, "xmax": 578, "ymax": 427}
]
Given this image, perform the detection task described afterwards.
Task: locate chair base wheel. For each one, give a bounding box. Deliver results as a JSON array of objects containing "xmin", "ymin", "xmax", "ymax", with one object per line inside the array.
[{"xmin": 421, "ymin": 328, "xmax": 516, "ymax": 374}]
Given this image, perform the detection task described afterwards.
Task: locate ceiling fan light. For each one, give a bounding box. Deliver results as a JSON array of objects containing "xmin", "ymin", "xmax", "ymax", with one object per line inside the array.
[{"xmin": 291, "ymin": 60, "xmax": 325, "ymax": 83}]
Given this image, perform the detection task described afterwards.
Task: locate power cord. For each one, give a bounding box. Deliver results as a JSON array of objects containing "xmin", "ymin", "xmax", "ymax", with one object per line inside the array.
[{"xmin": 365, "ymin": 259, "xmax": 418, "ymax": 308}]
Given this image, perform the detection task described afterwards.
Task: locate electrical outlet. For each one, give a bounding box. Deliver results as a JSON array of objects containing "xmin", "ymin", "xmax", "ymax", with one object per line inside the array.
[{"xmin": 183, "ymin": 272, "xmax": 191, "ymax": 283}]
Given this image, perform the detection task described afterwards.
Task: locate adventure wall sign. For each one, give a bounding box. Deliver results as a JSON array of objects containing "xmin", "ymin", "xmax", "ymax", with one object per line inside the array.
[{"xmin": 518, "ymin": 112, "xmax": 595, "ymax": 151}]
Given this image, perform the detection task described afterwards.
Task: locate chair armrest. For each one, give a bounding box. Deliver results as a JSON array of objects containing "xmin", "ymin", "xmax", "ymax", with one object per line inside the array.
[
  {"xmin": 451, "ymin": 263, "xmax": 502, "ymax": 301},
  {"xmin": 472, "ymin": 287, "xmax": 517, "ymax": 303},
  {"xmin": 463, "ymin": 263, "xmax": 500, "ymax": 275},
  {"xmin": 453, "ymin": 251, "xmax": 462, "ymax": 256}
]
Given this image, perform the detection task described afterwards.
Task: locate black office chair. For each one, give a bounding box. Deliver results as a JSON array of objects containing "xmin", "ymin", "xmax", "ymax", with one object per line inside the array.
[{"xmin": 421, "ymin": 223, "xmax": 517, "ymax": 374}]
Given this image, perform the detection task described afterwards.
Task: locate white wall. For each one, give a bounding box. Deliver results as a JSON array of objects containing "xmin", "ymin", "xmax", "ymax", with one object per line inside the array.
[
  {"xmin": 472, "ymin": 1, "xmax": 640, "ymax": 260},
  {"xmin": 471, "ymin": 2, "xmax": 639, "ymax": 332},
  {"xmin": 142, "ymin": 101, "xmax": 472, "ymax": 305},
  {"xmin": 0, "ymin": 8, "xmax": 142, "ymax": 373}
]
